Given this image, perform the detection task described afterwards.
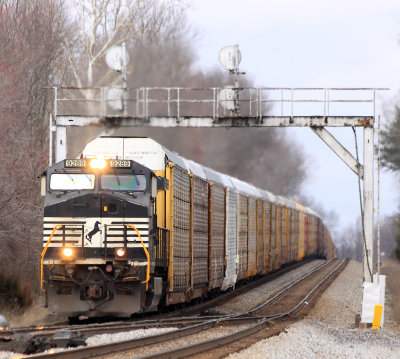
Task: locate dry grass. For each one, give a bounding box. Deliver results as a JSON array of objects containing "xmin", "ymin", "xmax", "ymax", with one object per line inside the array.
[
  {"xmin": 381, "ymin": 258, "xmax": 400, "ymax": 326},
  {"xmin": 1, "ymin": 296, "xmax": 63, "ymax": 328}
]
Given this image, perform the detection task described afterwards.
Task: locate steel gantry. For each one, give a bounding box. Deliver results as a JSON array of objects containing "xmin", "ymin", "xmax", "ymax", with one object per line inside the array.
[{"xmin": 50, "ymin": 86, "xmax": 388, "ymax": 283}]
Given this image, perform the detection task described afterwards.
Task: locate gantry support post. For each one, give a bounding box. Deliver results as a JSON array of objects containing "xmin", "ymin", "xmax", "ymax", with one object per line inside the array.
[
  {"xmin": 311, "ymin": 125, "xmax": 374, "ymax": 283},
  {"xmin": 311, "ymin": 127, "xmax": 364, "ymax": 179},
  {"xmin": 363, "ymin": 125, "xmax": 374, "ymax": 282}
]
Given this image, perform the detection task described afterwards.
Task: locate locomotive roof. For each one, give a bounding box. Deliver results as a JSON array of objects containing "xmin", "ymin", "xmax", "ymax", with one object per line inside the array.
[
  {"xmin": 80, "ymin": 137, "xmax": 320, "ymax": 216},
  {"xmin": 183, "ymin": 159, "xmax": 207, "ymax": 180}
]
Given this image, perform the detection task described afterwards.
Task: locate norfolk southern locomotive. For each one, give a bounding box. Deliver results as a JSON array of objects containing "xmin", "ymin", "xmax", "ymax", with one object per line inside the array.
[{"xmin": 41, "ymin": 137, "xmax": 335, "ymax": 317}]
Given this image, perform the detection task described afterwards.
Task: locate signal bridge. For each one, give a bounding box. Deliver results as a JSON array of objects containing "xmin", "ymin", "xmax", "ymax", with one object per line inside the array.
[
  {"xmin": 51, "ymin": 85, "xmax": 387, "ymax": 287},
  {"xmin": 54, "ymin": 86, "xmax": 378, "ymax": 129}
]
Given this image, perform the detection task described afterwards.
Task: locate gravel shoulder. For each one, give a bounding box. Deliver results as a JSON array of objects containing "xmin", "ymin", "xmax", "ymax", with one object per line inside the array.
[{"xmin": 228, "ymin": 260, "xmax": 400, "ymax": 359}]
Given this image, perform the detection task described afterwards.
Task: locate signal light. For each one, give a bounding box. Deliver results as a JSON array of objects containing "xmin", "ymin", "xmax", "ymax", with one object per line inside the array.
[
  {"xmin": 63, "ymin": 248, "xmax": 73, "ymax": 257},
  {"xmin": 105, "ymin": 264, "xmax": 113, "ymax": 273},
  {"xmin": 116, "ymin": 248, "xmax": 126, "ymax": 257},
  {"xmin": 89, "ymin": 158, "xmax": 107, "ymax": 169}
]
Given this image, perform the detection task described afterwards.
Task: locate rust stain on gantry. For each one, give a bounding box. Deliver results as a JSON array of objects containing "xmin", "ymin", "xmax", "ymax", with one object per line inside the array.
[
  {"xmin": 343, "ymin": 118, "xmax": 372, "ymax": 127},
  {"xmin": 104, "ymin": 117, "xmax": 122, "ymax": 127},
  {"xmin": 359, "ymin": 117, "xmax": 373, "ymax": 126},
  {"xmin": 89, "ymin": 120, "xmax": 104, "ymax": 127}
]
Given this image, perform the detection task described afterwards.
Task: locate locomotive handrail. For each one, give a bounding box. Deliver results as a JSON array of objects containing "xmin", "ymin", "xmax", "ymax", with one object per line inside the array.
[
  {"xmin": 41, "ymin": 224, "xmax": 63, "ymax": 292},
  {"xmin": 126, "ymin": 224, "xmax": 150, "ymax": 291}
]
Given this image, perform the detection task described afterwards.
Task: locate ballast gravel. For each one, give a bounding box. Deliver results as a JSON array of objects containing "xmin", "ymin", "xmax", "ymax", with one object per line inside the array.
[
  {"xmin": 214, "ymin": 259, "xmax": 326, "ymax": 315},
  {"xmin": 228, "ymin": 320, "xmax": 400, "ymax": 359},
  {"xmin": 93, "ymin": 325, "xmax": 250, "ymax": 359},
  {"xmin": 228, "ymin": 260, "xmax": 400, "ymax": 359},
  {"xmin": 85, "ymin": 327, "xmax": 175, "ymax": 346}
]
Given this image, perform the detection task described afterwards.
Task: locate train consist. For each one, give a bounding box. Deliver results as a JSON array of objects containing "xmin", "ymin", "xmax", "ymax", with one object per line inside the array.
[{"xmin": 41, "ymin": 137, "xmax": 335, "ymax": 317}]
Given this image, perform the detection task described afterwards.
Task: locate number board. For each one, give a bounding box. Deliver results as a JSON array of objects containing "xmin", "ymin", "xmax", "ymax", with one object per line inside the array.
[
  {"xmin": 65, "ymin": 159, "xmax": 87, "ymax": 168},
  {"xmin": 109, "ymin": 159, "xmax": 131, "ymax": 168}
]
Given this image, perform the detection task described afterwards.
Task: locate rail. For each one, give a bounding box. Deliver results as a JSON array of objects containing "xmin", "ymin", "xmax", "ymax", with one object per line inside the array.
[{"xmin": 40, "ymin": 225, "xmax": 63, "ymax": 292}]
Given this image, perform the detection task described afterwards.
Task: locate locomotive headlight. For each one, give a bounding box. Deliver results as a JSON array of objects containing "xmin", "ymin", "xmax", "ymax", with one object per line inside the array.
[
  {"xmin": 89, "ymin": 158, "xmax": 107, "ymax": 169},
  {"xmin": 63, "ymin": 248, "xmax": 73, "ymax": 257},
  {"xmin": 116, "ymin": 248, "xmax": 126, "ymax": 257}
]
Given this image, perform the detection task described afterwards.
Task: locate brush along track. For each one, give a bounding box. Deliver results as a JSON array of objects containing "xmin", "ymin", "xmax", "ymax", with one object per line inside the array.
[{"xmin": 15, "ymin": 259, "xmax": 346, "ymax": 359}]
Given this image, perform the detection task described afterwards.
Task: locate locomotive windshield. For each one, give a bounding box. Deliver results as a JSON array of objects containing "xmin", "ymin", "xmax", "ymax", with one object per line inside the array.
[
  {"xmin": 100, "ymin": 174, "xmax": 146, "ymax": 191},
  {"xmin": 50, "ymin": 173, "xmax": 95, "ymax": 190}
]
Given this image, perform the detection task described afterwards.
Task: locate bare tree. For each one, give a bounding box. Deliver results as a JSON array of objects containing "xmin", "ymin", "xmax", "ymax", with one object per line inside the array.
[
  {"xmin": 67, "ymin": 7, "xmax": 309, "ymax": 198},
  {"xmin": 0, "ymin": 0, "xmax": 70, "ymax": 291},
  {"xmin": 61, "ymin": 0, "xmax": 309, "ymax": 198},
  {"xmin": 377, "ymin": 214, "xmax": 397, "ymax": 260},
  {"xmin": 335, "ymin": 219, "xmax": 364, "ymax": 261},
  {"xmin": 65, "ymin": 0, "xmax": 189, "ymax": 86}
]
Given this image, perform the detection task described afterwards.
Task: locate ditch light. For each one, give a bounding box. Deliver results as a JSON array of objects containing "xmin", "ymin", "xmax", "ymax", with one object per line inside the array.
[
  {"xmin": 116, "ymin": 248, "xmax": 126, "ymax": 257},
  {"xmin": 63, "ymin": 248, "xmax": 73, "ymax": 257}
]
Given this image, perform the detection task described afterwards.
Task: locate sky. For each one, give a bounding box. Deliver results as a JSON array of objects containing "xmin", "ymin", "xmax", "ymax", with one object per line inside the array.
[{"xmin": 187, "ymin": 0, "xmax": 400, "ymax": 231}]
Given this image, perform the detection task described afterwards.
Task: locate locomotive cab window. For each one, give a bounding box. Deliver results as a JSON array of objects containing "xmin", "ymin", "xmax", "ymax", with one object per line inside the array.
[
  {"xmin": 101, "ymin": 174, "xmax": 146, "ymax": 191},
  {"xmin": 50, "ymin": 174, "xmax": 95, "ymax": 190}
]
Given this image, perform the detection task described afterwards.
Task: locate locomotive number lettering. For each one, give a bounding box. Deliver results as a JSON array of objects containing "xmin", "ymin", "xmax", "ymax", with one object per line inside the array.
[
  {"xmin": 65, "ymin": 159, "xmax": 87, "ymax": 167},
  {"xmin": 110, "ymin": 160, "xmax": 131, "ymax": 168}
]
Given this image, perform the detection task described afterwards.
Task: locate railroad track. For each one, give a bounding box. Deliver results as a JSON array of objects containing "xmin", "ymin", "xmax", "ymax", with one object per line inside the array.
[
  {"xmin": 0, "ymin": 258, "xmax": 319, "ymax": 341},
  {"xmin": 12, "ymin": 258, "xmax": 347, "ymax": 359},
  {"xmin": 135, "ymin": 258, "xmax": 348, "ymax": 359}
]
